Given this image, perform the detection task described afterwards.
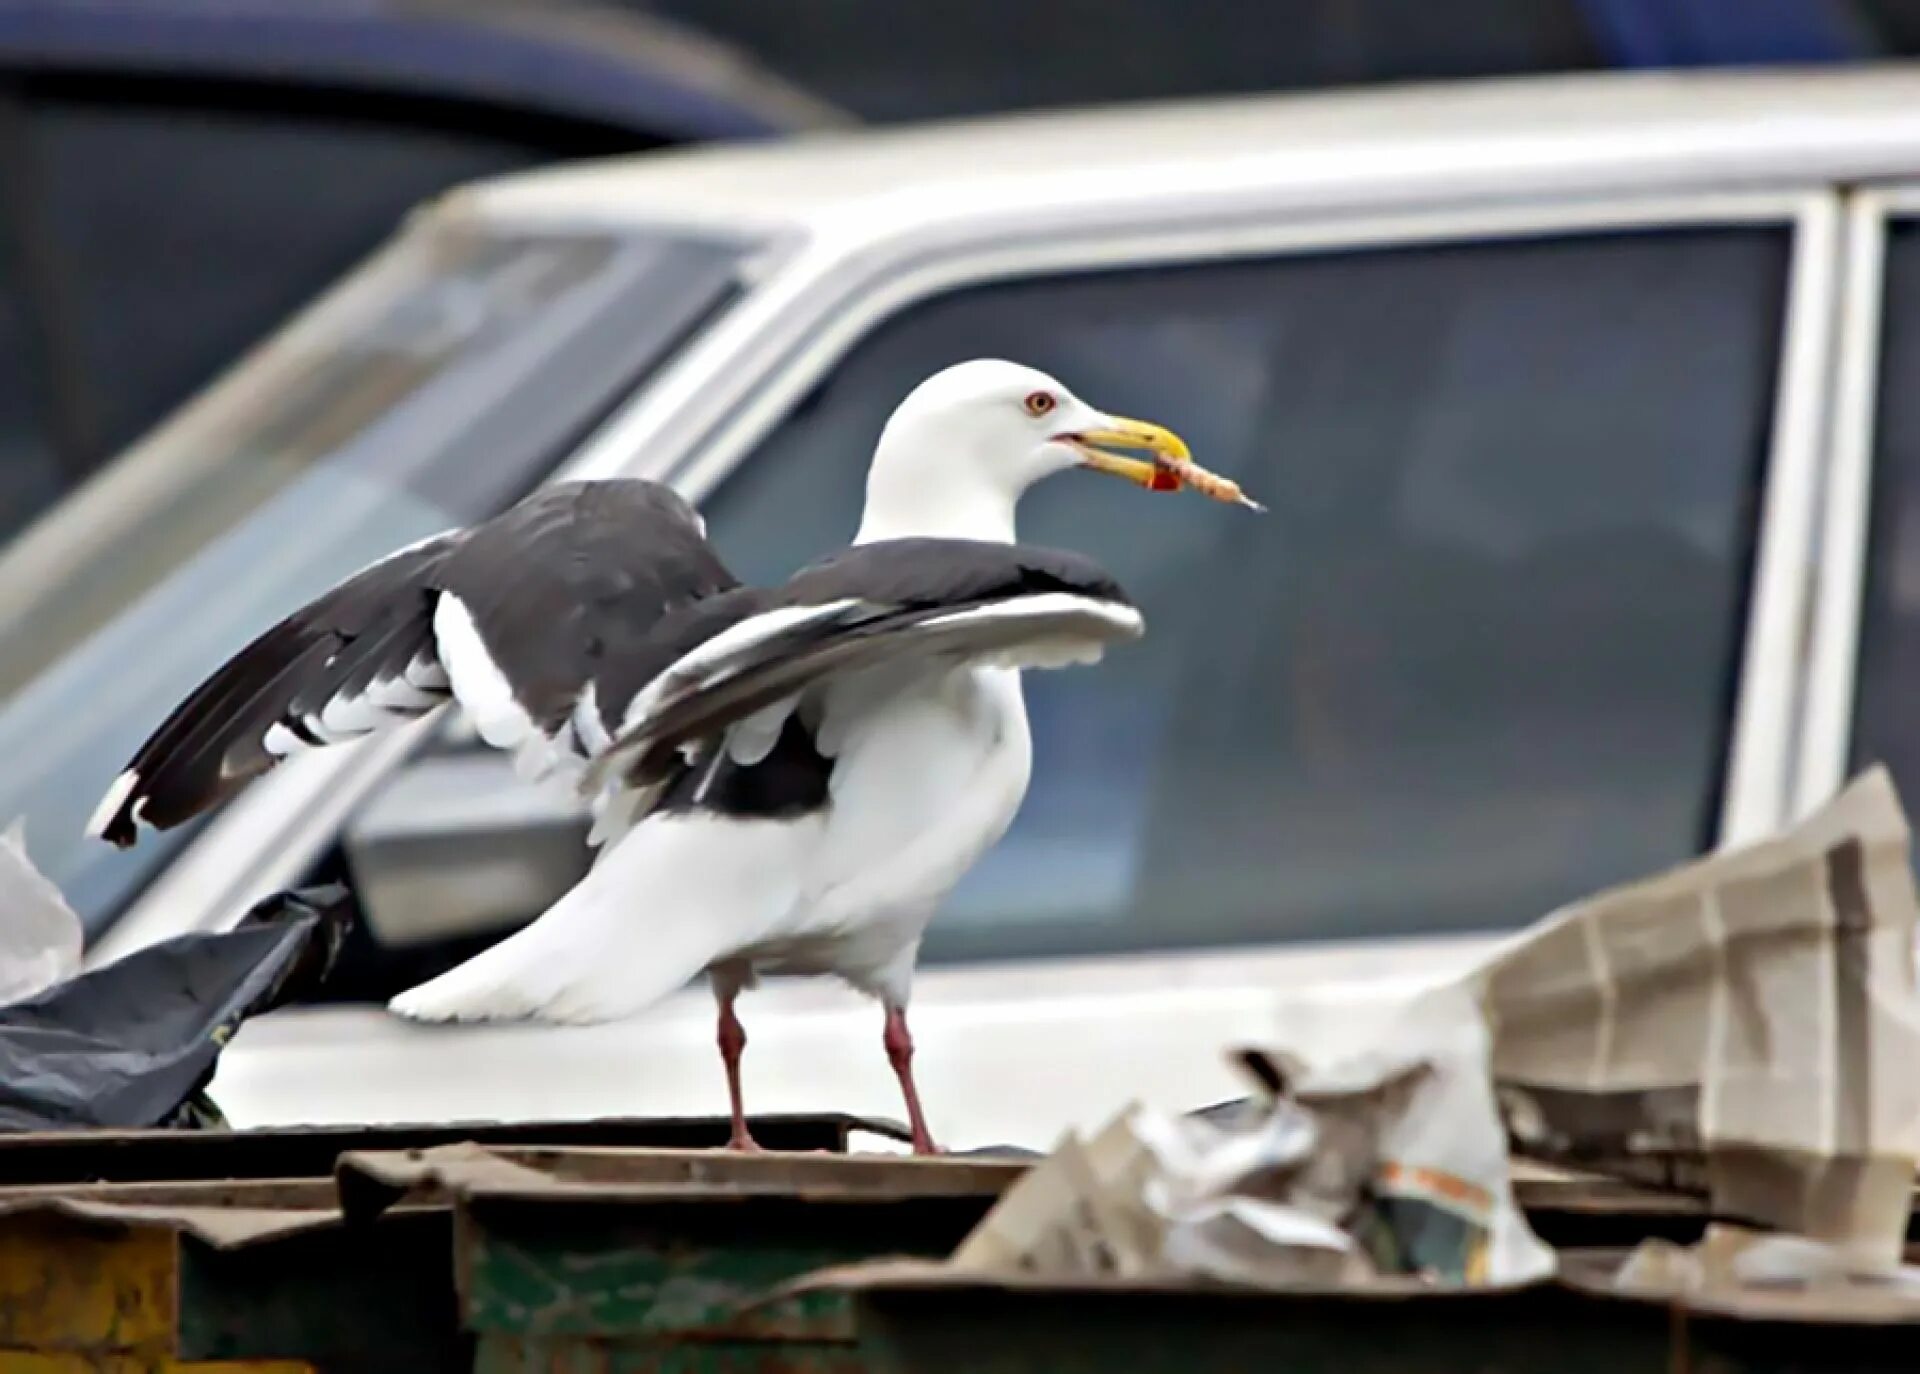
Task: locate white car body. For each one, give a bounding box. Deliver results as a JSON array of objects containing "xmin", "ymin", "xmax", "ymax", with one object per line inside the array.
[{"xmin": 80, "ymin": 67, "xmax": 1920, "ymax": 1147}]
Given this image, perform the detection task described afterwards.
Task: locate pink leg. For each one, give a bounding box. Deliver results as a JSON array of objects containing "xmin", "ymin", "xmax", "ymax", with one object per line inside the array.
[
  {"xmin": 716, "ymin": 992, "xmax": 761, "ymax": 1152},
  {"xmin": 883, "ymin": 1003, "xmax": 939, "ymax": 1155}
]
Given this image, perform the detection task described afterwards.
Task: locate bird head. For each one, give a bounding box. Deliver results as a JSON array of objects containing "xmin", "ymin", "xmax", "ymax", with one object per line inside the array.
[{"xmin": 857, "ymin": 359, "xmax": 1253, "ymax": 544}]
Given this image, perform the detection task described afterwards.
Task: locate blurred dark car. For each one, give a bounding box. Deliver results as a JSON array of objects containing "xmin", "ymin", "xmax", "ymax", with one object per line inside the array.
[
  {"xmin": 0, "ymin": 0, "xmax": 842, "ymax": 540},
  {"xmin": 633, "ymin": 0, "xmax": 1920, "ymax": 122}
]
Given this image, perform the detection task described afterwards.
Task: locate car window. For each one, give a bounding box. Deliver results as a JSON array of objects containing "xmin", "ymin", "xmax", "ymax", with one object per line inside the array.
[
  {"xmin": 0, "ymin": 217, "xmax": 747, "ymax": 935},
  {"xmin": 699, "ymin": 225, "xmax": 1786, "ymax": 962},
  {"xmin": 0, "ymin": 83, "xmax": 618, "ymax": 537},
  {"xmin": 1848, "ymin": 218, "xmax": 1920, "ymax": 802}
]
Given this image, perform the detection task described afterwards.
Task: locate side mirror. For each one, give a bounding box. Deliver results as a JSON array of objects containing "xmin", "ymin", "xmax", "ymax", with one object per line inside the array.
[{"xmin": 342, "ymin": 749, "xmax": 589, "ymax": 949}]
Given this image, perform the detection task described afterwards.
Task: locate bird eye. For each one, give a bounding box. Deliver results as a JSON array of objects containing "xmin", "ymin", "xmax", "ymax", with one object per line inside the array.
[{"xmin": 1023, "ymin": 391, "xmax": 1057, "ymax": 416}]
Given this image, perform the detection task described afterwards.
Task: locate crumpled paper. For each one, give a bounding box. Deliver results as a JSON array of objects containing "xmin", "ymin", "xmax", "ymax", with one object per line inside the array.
[
  {"xmin": 953, "ymin": 982, "xmax": 1556, "ymax": 1291},
  {"xmin": 1476, "ymin": 766, "xmax": 1920, "ymax": 1272},
  {"xmin": 1131, "ymin": 1095, "xmax": 1368, "ymax": 1287},
  {"xmin": 0, "ymin": 820, "xmax": 83, "ymax": 1007}
]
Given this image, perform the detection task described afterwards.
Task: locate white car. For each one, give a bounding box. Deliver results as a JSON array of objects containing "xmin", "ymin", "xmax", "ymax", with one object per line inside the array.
[{"xmin": 6, "ymin": 67, "xmax": 1920, "ymax": 1148}]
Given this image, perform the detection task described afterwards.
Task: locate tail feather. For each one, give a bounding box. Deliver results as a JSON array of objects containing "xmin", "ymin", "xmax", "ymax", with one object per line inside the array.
[{"xmin": 387, "ymin": 812, "xmax": 820, "ymax": 1026}]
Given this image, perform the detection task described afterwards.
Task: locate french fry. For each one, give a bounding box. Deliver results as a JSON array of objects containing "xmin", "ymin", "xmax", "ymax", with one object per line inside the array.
[{"xmin": 1157, "ymin": 455, "xmax": 1265, "ymax": 511}]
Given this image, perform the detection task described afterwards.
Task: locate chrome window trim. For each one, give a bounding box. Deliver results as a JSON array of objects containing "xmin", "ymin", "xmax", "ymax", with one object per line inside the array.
[
  {"xmin": 97, "ymin": 185, "xmax": 1833, "ymax": 964},
  {"xmin": 655, "ymin": 193, "xmax": 1819, "ymax": 498},
  {"xmin": 1795, "ymin": 188, "xmax": 1907, "ymax": 820},
  {"xmin": 1721, "ymin": 194, "xmax": 1845, "ymax": 843}
]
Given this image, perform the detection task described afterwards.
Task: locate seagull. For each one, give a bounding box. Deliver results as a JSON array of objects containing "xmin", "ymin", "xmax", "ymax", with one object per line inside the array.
[{"xmin": 87, "ymin": 359, "xmax": 1258, "ymax": 1152}]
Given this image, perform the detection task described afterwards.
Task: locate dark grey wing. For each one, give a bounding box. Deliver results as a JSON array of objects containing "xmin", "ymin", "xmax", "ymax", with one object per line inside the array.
[
  {"xmin": 584, "ymin": 538, "xmax": 1143, "ymax": 796},
  {"xmin": 433, "ymin": 478, "xmax": 737, "ymax": 759},
  {"xmin": 91, "ymin": 479, "xmax": 738, "ymax": 849},
  {"xmin": 88, "ymin": 532, "xmax": 461, "ymax": 847}
]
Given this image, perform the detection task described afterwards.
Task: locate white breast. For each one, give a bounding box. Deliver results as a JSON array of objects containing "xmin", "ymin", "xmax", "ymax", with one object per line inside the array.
[{"xmin": 746, "ymin": 665, "xmax": 1033, "ymax": 1002}]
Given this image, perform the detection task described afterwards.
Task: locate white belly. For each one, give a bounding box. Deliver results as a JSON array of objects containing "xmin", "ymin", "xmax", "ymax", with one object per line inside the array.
[{"xmin": 739, "ymin": 665, "xmax": 1033, "ymax": 1001}]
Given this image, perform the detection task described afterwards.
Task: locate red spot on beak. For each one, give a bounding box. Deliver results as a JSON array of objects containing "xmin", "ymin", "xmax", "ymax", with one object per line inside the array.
[{"xmin": 1149, "ymin": 468, "xmax": 1182, "ymax": 492}]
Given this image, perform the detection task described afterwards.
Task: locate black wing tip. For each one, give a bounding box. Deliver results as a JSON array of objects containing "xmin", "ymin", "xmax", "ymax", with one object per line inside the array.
[{"xmin": 86, "ymin": 760, "xmax": 261, "ymax": 849}]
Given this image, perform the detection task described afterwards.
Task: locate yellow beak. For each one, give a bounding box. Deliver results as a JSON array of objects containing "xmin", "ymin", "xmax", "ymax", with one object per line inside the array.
[{"xmin": 1066, "ymin": 416, "xmax": 1192, "ymax": 491}]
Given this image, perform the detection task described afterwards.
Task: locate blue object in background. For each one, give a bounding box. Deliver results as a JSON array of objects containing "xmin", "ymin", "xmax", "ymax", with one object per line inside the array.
[
  {"xmin": 1578, "ymin": 0, "xmax": 1867, "ymax": 67},
  {"xmin": 0, "ymin": 0, "xmax": 845, "ymax": 142}
]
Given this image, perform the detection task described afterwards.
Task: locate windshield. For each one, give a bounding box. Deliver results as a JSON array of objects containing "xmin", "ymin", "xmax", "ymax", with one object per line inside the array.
[{"xmin": 0, "ymin": 211, "xmax": 747, "ymax": 935}]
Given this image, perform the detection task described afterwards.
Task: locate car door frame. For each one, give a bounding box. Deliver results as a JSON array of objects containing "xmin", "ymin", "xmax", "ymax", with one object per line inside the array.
[
  {"xmin": 99, "ymin": 183, "xmax": 1842, "ymax": 975},
  {"xmin": 1795, "ymin": 185, "xmax": 1920, "ymax": 822}
]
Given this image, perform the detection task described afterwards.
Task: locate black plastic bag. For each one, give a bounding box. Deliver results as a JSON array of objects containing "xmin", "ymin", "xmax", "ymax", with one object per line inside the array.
[{"xmin": 0, "ymin": 885, "xmax": 353, "ymax": 1131}]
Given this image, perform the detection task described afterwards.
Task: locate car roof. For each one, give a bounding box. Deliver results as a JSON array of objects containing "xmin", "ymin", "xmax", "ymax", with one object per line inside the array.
[{"xmin": 464, "ymin": 65, "xmax": 1920, "ymax": 239}]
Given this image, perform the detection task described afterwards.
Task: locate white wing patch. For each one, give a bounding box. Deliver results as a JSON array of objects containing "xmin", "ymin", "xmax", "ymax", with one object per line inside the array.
[
  {"xmin": 917, "ymin": 593, "xmax": 1144, "ymax": 670},
  {"xmin": 317, "ymin": 690, "xmax": 407, "ymax": 739},
  {"xmin": 366, "ymin": 670, "xmax": 443, "ymax": 713},
  {"xmin": 289, "ymin": 532, "xmax": 459, "ymax": 752},
  {"xmin": 262, "ymin": 722, "xmax": 311, "ymax": 759},
  {"xmin": 590, "ymin": 591, "xmax": 1138, "ymax": 797},
  {"xmin": 725, "ymin": 693, "xmax": 800, "ymax": 767},
  {"xmin": 404, "ymin": 650, "xmax": 450, "ymax": 693},
  {"xmin": 433, "ymin": 592, "xmax": 537, "ymax": 751},
  {"xmin": 616, "ymin": 598, "xmax": 866, "ymax": 738},
  {"xmin": 572, "ymin": 680, "xmax": 612, "ymax": 758},
  {"xmin": 261, "ymin": 658, "xmax": 451, "ymax": 761},
  {"xmin": 432, "ymin": 591, "xmax": 591, "ymax": 784}
]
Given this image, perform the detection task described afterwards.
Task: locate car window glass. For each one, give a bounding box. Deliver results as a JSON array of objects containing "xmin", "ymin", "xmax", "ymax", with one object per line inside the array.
[
  {"xmin": 0, "ymin": 221, "xmax": 745, "ymax": 935},
  {"xmin": 15, "ymin": 89, "xmax": 564, "ymax": 496}
]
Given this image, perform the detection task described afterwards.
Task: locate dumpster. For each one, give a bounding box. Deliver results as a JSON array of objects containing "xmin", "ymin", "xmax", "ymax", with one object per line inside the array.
[
  {"xmin": 0, "ymin": 1120, "xmax": 1912, "ymax": 1372},
  {"xmin": 0, "ymin": 1114, "xmax": 937, "ymax": 1373},
  {"xmin": 0, "ymin": 1181, "xmax": 454, "ymax": 1373},
  {"xmin": 802, "ymin": 1259, "xmax": 1920, "ymax": 1374},
  {"xmin": 0, "ymin": 1112, "xmax": 896, "ymax": 1187},
  {"xmin": 341, "ymin": 1143, "xmax": 1025, "ymax": 1373}
]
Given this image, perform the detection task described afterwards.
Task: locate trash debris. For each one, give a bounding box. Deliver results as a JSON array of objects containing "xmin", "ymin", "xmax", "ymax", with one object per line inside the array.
[
  {"xmin": 1615, "ymin": 1224, "xmax": 1920, "ymax": 1299},
  {"xmin": 945, "ymin": 767, "xmax": 1920, "ymax": 1301},
  {"xmin": 953, "ymin": 979, "xmax": 1554, "ymax": 1289},
  {"xmin": 1476, "ymin": 765, "xmax": 1920, "ymax": 1272},
  {"xmin": 0, "ymin": 820, "xmax": 83, "ymax": 1007},
  {"xmin": 951, "ymin": 1105, "xmax": 1164, "ymax": 1279},
  {"xmin": 1234, "ymin": 975, "xmax": 1557, "ymax": 1286},
  {"xmin": 0, "ymin": 884, "xmax": 355, "ymax": 1131}
]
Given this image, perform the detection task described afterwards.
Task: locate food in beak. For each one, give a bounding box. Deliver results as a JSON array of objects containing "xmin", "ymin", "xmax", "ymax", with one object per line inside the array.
[
  {"xmin": 1152, "ymin": 453, "xmax": 1265, "ymax": 511},
  {"xmin": 1070, "ymin": 419, "xmax": 1265, "ymax": 512}
]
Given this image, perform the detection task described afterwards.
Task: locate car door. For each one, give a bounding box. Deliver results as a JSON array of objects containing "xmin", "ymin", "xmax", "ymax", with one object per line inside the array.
[{"xmin": 207, "ymin": 189, "xmax": 1832, "ymax": 1146}]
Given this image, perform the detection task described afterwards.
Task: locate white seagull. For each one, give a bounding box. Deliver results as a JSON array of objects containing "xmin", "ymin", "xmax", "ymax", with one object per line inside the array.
[{"xmin": 88, "ymin": 359, "xmax": 1258, "ymax": 1152}]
